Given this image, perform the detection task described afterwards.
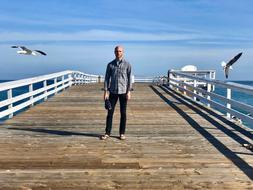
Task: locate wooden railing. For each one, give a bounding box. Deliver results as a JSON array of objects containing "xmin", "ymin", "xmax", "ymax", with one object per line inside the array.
[
  {"xmin": 167, "ymin": 70, "xmax": 253, "ymax": 125},
  {"xmin": 0, "ymin": 70, "xmax": 100, "ymax": 120}
]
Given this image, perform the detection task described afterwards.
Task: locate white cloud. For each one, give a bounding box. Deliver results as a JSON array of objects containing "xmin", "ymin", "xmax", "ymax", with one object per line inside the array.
[{"xmin": 0, "ymin": 29, "xmax": 200, "ymax": 42}]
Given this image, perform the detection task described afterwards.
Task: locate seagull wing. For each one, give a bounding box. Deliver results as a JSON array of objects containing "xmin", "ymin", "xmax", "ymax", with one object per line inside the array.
[
  {"xmin": 226, "ymin": 52, "xmax": 243, "ymax": 67},
  {"xmin": 34, "ymin": 50, "xmax": 47, "ymax": 56},
  {"xmin": 13, "ymin": 45, "xmax": 32, "ymax": 53},
  {"xmin": 20, "ymin": 46, "xmax": 31, "ymax": 51},
  {"xmin": 12, "ymin": 45, "xmax": 29, "ymax": 51}
]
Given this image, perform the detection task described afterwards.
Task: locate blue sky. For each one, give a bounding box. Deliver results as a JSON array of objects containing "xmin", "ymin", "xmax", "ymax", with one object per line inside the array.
[{"xmin": 1, "ymin": 0, "xmax": 253, "ymax": 80}]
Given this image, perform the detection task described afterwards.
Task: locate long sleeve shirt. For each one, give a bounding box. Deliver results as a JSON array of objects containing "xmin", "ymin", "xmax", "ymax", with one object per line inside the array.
[{"xmin": 104, "ymin": 58, "xmax": 132, "ymax": 94}]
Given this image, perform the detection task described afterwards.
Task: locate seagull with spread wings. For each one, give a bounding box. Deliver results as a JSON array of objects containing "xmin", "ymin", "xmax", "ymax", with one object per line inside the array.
[
  {"xmin": 11, "ymin": 46, "xmax": 47, "ymax": 56},
  {"xmin": 221, "ymin": 52, "xmax": 242, "ymax": 79}
]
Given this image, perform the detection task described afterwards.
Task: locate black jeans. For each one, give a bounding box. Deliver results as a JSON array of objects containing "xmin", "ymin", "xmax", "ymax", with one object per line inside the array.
[{"xmin": 105, "ymin": 93, "xmax": 128, "ymax": 135}]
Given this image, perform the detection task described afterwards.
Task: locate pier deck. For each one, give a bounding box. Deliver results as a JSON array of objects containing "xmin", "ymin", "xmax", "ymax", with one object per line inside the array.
[{"xmin": 0, "ymin": 83, "xmax": 252, "ymax": 189}]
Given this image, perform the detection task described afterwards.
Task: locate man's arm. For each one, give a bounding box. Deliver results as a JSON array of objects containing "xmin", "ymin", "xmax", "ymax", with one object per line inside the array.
[
  {"xmin": 126, "ymin": 63, "xmax": 132, "ymax": 100},
  {"xmin": 104, "ymin": 64, "xmax": 110, "ymax": 100}
]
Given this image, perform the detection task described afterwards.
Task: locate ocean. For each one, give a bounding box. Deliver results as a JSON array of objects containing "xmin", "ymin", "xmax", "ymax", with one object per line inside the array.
[
  {"xmin": 0, "ymin": 80, "xmax": 253, "ymax": 128},
  {"xmin": 214, "ymin": 81, "xmax": 253, "ymax": 107},
  {"xmin": 212, "ymin": 81, "xmax": 253, "ymax": 129}
]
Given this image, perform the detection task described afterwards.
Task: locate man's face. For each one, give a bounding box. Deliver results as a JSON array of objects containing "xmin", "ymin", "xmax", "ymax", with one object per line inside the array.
[{"xmin": 114, "ymin": 47, "xmax": 124, "ymax": 60}]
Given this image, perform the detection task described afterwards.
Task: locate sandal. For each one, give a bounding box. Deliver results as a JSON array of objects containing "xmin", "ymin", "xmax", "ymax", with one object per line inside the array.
[
  {"xmin": 120, "ymin": 134, "xmax": 126, "ymax": 140},
  {"xmin": 100, "ymin": 134, "xmax": 110, "ymax": 140}
]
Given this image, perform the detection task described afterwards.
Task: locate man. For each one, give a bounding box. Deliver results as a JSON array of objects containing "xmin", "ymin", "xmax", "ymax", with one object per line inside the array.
[{"xmin": 101, "ymin": 46, "xmax": 132, "ymax": 140}]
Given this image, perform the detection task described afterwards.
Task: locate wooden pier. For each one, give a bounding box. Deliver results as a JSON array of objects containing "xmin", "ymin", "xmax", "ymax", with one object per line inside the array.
[{"xmin": 0, "ymin": 83, "xmax": 253, "ymax": 189}]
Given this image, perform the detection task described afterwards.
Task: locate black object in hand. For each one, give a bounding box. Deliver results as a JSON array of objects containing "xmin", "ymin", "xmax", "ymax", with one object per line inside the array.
[{"xmin": 105, "ymin": 99, "xmax": 112, "ymax": 110}]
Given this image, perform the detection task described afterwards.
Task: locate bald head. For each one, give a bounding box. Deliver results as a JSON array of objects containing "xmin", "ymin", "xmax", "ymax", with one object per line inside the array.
[{"xmin": 114, "ymin": 46, "xmax": 124, "ymax": 60}]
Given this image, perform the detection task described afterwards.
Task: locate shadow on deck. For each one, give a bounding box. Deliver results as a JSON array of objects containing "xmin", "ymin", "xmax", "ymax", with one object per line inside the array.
[{"xmin": 151, "ymin": 85, "xmax": 253, "ymax": 180}]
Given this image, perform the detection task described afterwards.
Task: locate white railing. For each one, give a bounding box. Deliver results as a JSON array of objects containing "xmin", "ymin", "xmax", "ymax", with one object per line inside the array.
[
  {"xmin": 73, "ymin": 71, "xmax": 103, "ymax": 84},
  {"xmin": 134, "ymin": 76, "xmax": 157, "ymax": 83},
  {"xmin": 168, "ymin": 69, "xmax": 216, "ymax": 91},
  {"xmin": 167, "ymin": 70, "xmax": 253, "ymax": 125},
  {"xmin": 0, "ymin": 70, "xmax": 100, "ymax": 120}
]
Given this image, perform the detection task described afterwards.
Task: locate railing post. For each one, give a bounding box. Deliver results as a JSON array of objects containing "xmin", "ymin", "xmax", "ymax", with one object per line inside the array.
[
  {"xmin": 73, "ymin": 73, "xmax": 77, "ymax": 85},
  {"xmin": 43, "ymin": 80, "xmax": 47, "ymax": 101},
  {"xmin": 176, "ymin": 75, "xmax": 179, "ymax": 91},
  {"xmin": 7, "ymin": 89, "xmax": 13, "ymax": 118},
  {"xmin": 87, "ymin": 75, "xmax": 90, "ymax": 84},
  {"xmin": 84, "ymin": 75, "xmax": 86, "ymax": 84},
  {"xmin": 168, "ymin": 70, "xmax": 173, "ymax": 89},
  {"xmin": 29, "ymin": 84, "xmax": 34, "ymax": 107},
  {"xmin": 84, "ymin": 75, "xmax": 87, "ymax": 84},
  {"xmin": 207, "ymin": 83, "xmax": 211, "ymax": 108},
  {"xmin": 183, "ymin": 85, "xmax": 187, "ymax": 95},
  {"xmin": 77, "ymin": 74, "xmax": 80, "ymax": 85},
  {"xmin": 68, "ymin": 73, "xmax": 72, "ymax": 87},
  {"xmin": 62, "ymin": 75, "xmax": 65, "ymax": 89},
  {"xmin": 54, "ymin": 77, "xmax": 58, "ymax": 95},
  {"xmin": 193, "ymin": 74, "xmax": 197, "ymax": 101},
  {"xmin": 212, "ymin": 71, "xmax": 216, "ymax": 80},
  {"xmin": 227, "ymin": 88, "xmax": 231, "ymax": 119},
  {"xmin": 77, "ymin": 74, "xmax": 79, "ymax": 84}
]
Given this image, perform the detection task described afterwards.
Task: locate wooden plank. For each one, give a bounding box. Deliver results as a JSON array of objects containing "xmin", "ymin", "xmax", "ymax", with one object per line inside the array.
[{"xmin": 0, "ymin": 83, "xmax": 253, "ymax": 189}]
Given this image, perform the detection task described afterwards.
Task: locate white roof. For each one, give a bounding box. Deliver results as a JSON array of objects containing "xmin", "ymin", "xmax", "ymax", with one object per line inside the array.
[{"xmin": 181, "ymin": 65, "xmax": 197, "ymax": 71}]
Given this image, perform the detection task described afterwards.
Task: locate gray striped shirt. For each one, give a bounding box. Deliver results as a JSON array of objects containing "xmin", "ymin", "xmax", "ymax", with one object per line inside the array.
[{"xmin": 104, "ymin": 58, "xmax": 132, "ymax": 94}]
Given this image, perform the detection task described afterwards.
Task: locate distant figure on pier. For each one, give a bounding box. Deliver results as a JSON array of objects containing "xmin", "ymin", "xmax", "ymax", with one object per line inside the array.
[
  {"xmin": 101, "ymin": 46, "xmax": 132, "ymax": 140},
  {"xmin": 11, "ymin": 46, "xmax": 47, "ymax": 56},
  {"xmin": 221, "ymin": 52, "xmax": 242, "ymax": 78}
]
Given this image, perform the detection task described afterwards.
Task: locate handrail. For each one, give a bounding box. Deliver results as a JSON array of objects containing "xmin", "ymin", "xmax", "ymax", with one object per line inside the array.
[
  {"xmin": 0, "ymin": 70, "xmax": 101, "ymax": 120},
  {"xmin": 168, "ymin": 70, "xmax": 253, "ymax": 125},
  {"xmin": 134, "ymin": 76, "xmax": 157, "ymax": 83},
  {"xmin": 0, "ymin": 70, "xmax": 72, "ymax": 92},
  {"xmin": 170, "ymin": 71, "xmax": 253, "ymax": 95}
]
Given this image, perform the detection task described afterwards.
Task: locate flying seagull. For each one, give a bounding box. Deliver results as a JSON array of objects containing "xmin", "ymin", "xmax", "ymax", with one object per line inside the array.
[
  {"xmin": 221, "ymin": 52, "xmax": 242, "ymax": 79},
  {"xmin": 11, "ymin": 46, "xmax": 47, "ymax": 56}
]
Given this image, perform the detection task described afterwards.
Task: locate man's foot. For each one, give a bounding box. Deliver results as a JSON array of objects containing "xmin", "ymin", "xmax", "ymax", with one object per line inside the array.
[
  {"xmin": 100, "ymin": 134, "xmax": 110, "ymax": 140},
  {"xmin": 120, "ymin": 134, "xmax": 126, "ymax": 140}
]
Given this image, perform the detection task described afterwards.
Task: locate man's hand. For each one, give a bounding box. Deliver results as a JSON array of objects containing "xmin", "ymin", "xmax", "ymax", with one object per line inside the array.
[
  {"xmin": 104, "ymin": 91, "xmax": 109, "ymax": 100},
  {"xmin": 126, "ymin": 91, "xmax": 131, "ymax": 100}
]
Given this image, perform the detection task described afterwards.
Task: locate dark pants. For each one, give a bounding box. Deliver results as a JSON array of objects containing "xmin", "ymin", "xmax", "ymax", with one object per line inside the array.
[{"xmin": 106, "ymin": 93, "xmax": 128, "ymax": 135}]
